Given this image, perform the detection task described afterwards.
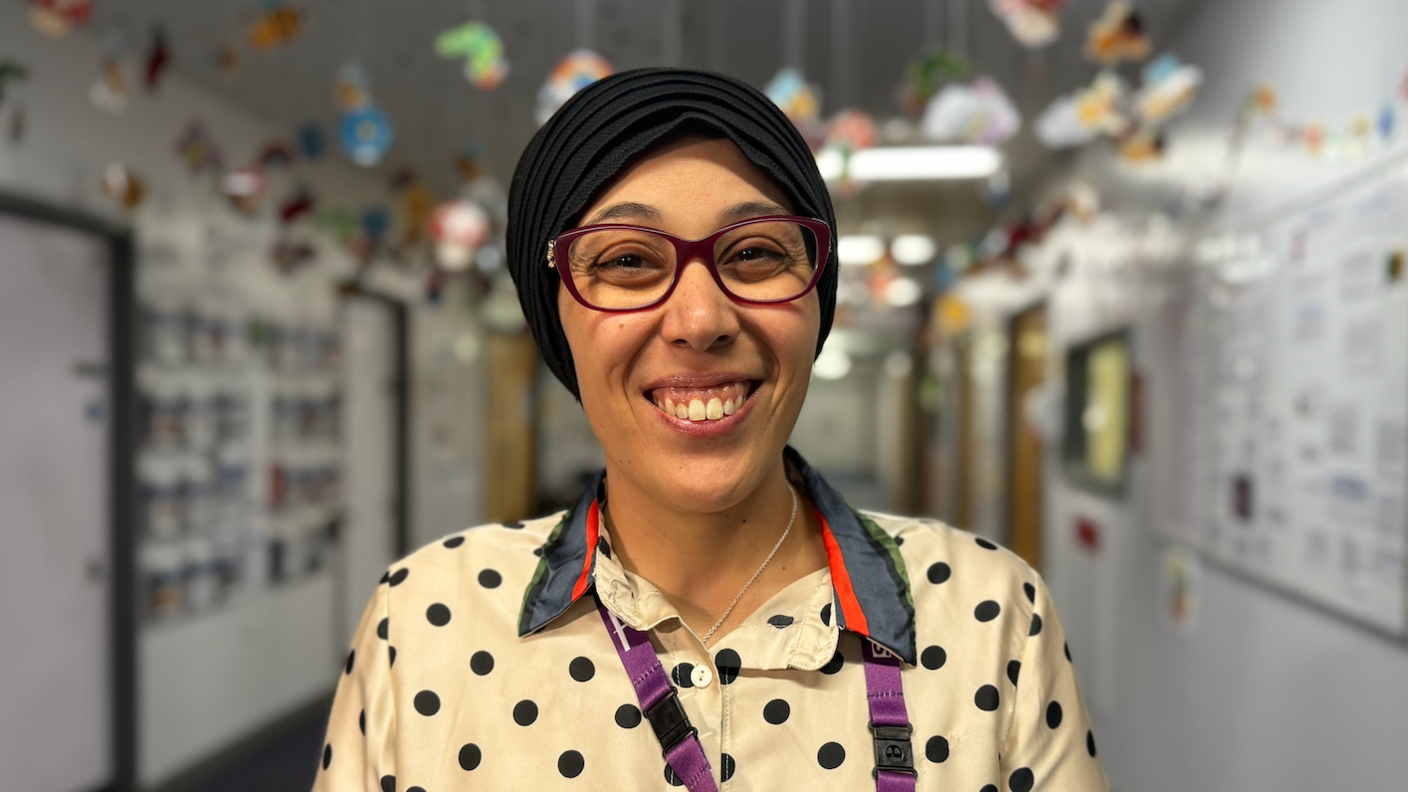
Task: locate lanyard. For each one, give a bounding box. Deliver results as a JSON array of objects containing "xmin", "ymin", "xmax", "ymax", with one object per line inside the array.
[{"xmin": 596, "ymin": 598, "xmax": 917, "ymax": 791}]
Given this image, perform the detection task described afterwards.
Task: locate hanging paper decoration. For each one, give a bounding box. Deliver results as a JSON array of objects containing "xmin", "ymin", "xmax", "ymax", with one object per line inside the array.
[
  {"xmin": 248, "ymin": 4, "xmax": 304, "ymax": 52},
  {"xmin": 1073, "ymin": 71, "xmax": 1130, "ymax": 136},
  {"xmin": 434, "ymin": 22, "xmax": 509, "ymax": 90},
  {"xmin": 90, "ymin": 30, "xmax": 133, "ymax": 115},
  {"xmin": 28, "ymin": 0, "xmax": 91, "ymax": 39},
  {"xmin": 455, "ymin": 139, "xmax": 485, "ymax": 181},
  {"xmin": 825, "ymin": 109, "xmax": 878, "ymax": 154},
  {"xmin": 100, "ymin": 163, "xmax": 145, "ymax": 211},
  {"xmin": 989, "ymin": 0, "xmax": 1068, "ymax": 49},
  {"xmin": 765, "ymin": 68, "xmax": 822, "ymax": 124},
  {"xmin": 176, "ymin": 121, "xmax": 224, "ymax": 174},
  {"xmin": 899, "ymin": 47, "xmax": 971, "ymax": 116},
  {"xmin": 146, "ymin": 27, "xmax": 171, "ymax": 91},
  {"xmin": 279, "ymin": 186, "xmax": 316, "ymax": 224},
  {"xmin": 397, "ymin": 179, "xmax": 437, "ymax": 248},
  {"xmin": 430, "ymin": 198, "xmax": 491, "ymax": 271},
  {"xmin": 0, "ymin": 60, "xmax": 29, "ymax": 105},
  {"xmin": 218, "ymin": 43, "xmax": 240, "ymax": 78},
  {"xmin": 223, "ymin": 165, "xmax": 269, "ymax": 215},
  {"xmin": 297, "ymin": 123, "xmax": 326, "ymax": 160},
  {"xmin": 271, "ymin": 237, "xmax": 316, "ymax": 273},
  {"xmin": 535, "ymin": 50, "xmax": 613, "ymax": 125},
  {"xmin": 340, "ymin": 105, "xmax": 394, "ymax": 166},
  {"xmin": 1086, "ymin": 1, "xmax": 1150, "ymax": 65},
  {"xmin": 1135, "ymin": 54, "xmax": 1202, "ymax": 126},
  {"xmin": 360, "ymin": 206, "xmax": 391, "ymax": 244},
  {"xmin": 1116, "ymin": 124, "xmax": 1165, "ymax": 163},
  {"xmin": 921, "ymin": 77, "xmax": 1021, "ymax": 145},
  {"xmin": 1035, "ymin": 95, "xmax": 1097, "ymax": 148},
  {"xmin": 258, "ymin": 140, "xmax": 295, "ymax": 169},
  {"xmin": 335, "ymin": 61, "xmax": 373, "ymax": 111}
]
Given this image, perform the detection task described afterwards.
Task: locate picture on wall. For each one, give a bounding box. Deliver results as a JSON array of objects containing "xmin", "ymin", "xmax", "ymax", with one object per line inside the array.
[{"xmin": 1061, "ymin": 328, "xmax": 1132, "ymax": 496}]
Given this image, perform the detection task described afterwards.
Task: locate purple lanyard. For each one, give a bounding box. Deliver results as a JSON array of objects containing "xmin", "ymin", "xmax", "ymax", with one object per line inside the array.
[{"xmin": 596, "ymin": 599, "xmax": 917, "ymax": 791}]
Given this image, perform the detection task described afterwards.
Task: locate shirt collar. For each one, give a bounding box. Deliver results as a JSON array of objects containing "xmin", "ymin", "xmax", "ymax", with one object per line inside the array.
[{"xmin": 517, "ymin": 446, "xmax": 916, "ymax": 665}]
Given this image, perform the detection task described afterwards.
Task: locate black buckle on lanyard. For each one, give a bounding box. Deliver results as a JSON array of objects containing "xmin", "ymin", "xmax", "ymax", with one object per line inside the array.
[
  {"xmin": 645, "ymin": 688, "xmax": 698, "ymax": 756},
  {"xmin": 869, "ymin": 721, "xmax": 917, "ymax": 778}
]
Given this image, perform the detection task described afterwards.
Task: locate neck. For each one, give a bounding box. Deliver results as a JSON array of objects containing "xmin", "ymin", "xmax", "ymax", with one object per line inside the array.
[{"xmin": 602, "ymin": 459, "xmax": 828, "ymax": 641}]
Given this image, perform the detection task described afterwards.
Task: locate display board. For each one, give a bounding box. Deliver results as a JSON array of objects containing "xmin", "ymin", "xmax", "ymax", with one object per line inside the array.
[{"xmin": 1200, "ymin": 161, "xmax": 1408, "ymax": 634}]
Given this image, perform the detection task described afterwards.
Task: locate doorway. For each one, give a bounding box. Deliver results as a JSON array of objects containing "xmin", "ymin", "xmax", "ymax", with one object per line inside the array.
[{"xmin": 1005, "ymin": 302, "xmax": 1048, "ymax": 571}]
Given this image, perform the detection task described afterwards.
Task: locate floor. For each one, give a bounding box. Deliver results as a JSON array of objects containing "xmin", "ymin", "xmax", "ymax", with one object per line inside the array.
[{"xmin": 181, "ymin": 708, "xmax": 326, "ymax": 792}]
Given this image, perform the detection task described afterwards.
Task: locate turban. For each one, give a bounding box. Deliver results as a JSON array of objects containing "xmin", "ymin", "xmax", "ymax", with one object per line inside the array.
[{"xmin": 506, "ymin": 67, "xmax": 838, "ymax": 399}]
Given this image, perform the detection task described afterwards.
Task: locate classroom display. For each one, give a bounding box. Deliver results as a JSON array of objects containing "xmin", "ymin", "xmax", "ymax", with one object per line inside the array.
[{"xmin": 1198, "ymin": 161, "xmax": 1408, "ymax": 634}]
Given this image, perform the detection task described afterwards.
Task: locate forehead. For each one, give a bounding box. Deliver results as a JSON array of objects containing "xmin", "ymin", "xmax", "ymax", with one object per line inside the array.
[{"xmin": 577, "ymin": 136, "xmax": 794, "ymax": 228}]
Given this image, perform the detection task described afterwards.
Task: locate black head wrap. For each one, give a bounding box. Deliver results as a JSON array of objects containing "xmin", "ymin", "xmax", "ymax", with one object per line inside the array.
[{"xmin": 507, "ymin": 67, "xmax": 838, "ymax": 399}]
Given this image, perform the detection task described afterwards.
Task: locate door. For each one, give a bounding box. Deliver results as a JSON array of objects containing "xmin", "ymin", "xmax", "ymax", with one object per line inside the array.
[
  {"xmin": 1006, "ymin": 303, "xmax": 1048, "ymax": 570},
  {"xmin": 0, "ymin": 212, "xmax": 113, "ymax": 791}
]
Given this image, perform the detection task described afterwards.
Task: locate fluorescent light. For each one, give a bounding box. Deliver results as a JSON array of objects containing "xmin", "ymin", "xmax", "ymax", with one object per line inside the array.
[
  {"xmin": 837, "ymin": 235, "xmax": 885, "ymax": 266},
  {"xmin": 813, "ymin": 347, "xmax": 852, "ymax": 380},
  {"xmin": 891, "ymin": 234, "xmax": 936, "ymax": 265},
  {"xmin": 848, "ymin": 146, "xmax": 1002, "ymax": 181},
  {"xmin": 815, "ymin": 149, "xmax": 844, "ymax": 182}
]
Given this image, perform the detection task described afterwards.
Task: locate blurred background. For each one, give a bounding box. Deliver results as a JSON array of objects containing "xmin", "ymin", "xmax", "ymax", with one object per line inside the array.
[{"xmin": 3, "ymin": 0, "xmax": 1408, "ymax": 790}]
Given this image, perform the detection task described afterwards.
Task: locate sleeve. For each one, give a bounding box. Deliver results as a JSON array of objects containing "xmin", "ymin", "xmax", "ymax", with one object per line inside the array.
[
  {"xmin": 1001, "ymin": 574, "xmax": 1109, "ymax": 792},
  {"xmin": 313, "ymin": 580, "xmax": 398, "ymax": 792}
]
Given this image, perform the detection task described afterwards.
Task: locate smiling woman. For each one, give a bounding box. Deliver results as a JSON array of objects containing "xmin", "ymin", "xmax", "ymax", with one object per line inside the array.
[{"xmin": 314, "ymin": 69, "xmax": 1108, "ymax": 792}]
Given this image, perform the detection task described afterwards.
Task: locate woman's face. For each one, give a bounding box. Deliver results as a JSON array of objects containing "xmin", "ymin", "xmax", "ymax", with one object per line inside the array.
[{"xmin": 559, "ymin": 136, "xmax": 820, "ymax": 513}]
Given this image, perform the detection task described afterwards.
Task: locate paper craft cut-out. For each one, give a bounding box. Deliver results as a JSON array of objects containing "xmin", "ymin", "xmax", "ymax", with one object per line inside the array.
[
  {"xmin": 435, "ymin": 22, "xmax": 508, "ymax": 90},
  {"xmin": 280, "ymin": 186, "xmax": 316, "ymax": 224},
  {"xmin": 100, "ymin": 163, "xmax": 145, "ymax": 211},
  {"xmin": 766, "ymin": 68, "xmax": 822, "ymax": 124},
  {"xmin": 989, "ymin": 0, "xmax": 1069, "ymax": 49},
  {"xmin": 1073, "ymin": 71, "xmax": 1130, "ymax": 136},
  {"xmin": 335, "ymin": 61, "xmax": 372, "ymax": 111},
  {"xmin": 921, "ymin": 77, "xmax": 1021, "ymax": 144},
  {"xmin": 536, "ymin": 50, "xmax": 613, "ymax": 125},
  {"xmin": 249, "ymin": 5, "xmax": 304, "ymax": 52},
  {"xmin": 340, "ymin": 105, "xmax": 394, "ymax": 166},
  {"xmin": 1035, "ymin": 94, "xmax": 1098, "ymax": 148},
  {"xmin": 176, "ymin": 121, "xmax": 224, "ymax": 174},
  {"xmin": 29, "ymin": 0, "xmax": 90, "ymax": 39},
  {"xmin": 431, "ymin": 198, "xmax": 491, "ymax": 271},
  {"xmin": 1135, "ymin": 53, "xmax": 1202, "ymax": 125},
  {"xmin": 900, "ymin": 46, "xmax": 971, "ymax": 116},
  {"xmin": 91, "ymin": 30, "xmax": 133, "ymax": 115},
  {"xmin": 297, "ymin": 124, "xmax": 325, "ymax": 160},
  {"xmin": 224, "ymin": 165, "xmax": 270, "ymax": 215},
  {"xmin": 1086, "ymin": 1, "xmax": 1150, "ymax": 65},
  {"xmin": 146, "ymin": 26, "xmax": 171, "ymax": 91}
]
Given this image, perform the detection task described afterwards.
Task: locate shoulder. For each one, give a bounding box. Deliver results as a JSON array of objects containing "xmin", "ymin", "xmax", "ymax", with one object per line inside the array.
[
  {"xmin": 377, "ymin": 511, "xmax": 567, "ymax": 601},
  {"xmin": 859, "ymin": 511, "xmax": 1041, "ymax": 632}
]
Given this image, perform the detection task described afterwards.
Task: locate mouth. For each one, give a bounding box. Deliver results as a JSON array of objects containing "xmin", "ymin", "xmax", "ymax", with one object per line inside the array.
[{"xmin": 644, "ymin": 379, "xmax": 759, "ymax": 423}]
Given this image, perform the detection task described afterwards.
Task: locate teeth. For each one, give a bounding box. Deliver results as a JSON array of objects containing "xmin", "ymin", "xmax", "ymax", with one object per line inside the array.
[
  {"xmin": 706, "ymin": 397, "xmax": 724, "ymax": 420},
  {"xmin": 665, "ymin": 397, "xmax": 675, "ymax": 415},
  {"xmin": 723, "ymin": 398, "xmax": 735, "ymax": 415},
  {"xmin": 676, "ymin": 402, "xmax": 689, "ymax": 419},
  {"xmin": 688, "ymin": 399, "xmax": 706, "ymax": 421}
]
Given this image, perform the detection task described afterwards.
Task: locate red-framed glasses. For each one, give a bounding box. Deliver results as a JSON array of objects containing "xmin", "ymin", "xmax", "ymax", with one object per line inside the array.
[{"xmin": 547, "ymin": 215, "xmax": 832, "ymax": 313}]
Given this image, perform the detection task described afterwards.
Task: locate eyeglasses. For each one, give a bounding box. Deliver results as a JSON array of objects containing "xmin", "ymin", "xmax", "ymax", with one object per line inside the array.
[{"xmin": 548, "ymin": 215, "xmax": 832, "ymax": 313}]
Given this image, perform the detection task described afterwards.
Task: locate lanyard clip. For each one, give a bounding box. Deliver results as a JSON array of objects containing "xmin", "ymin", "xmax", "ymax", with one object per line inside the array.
[
  {"xmin": 869, "ymin": 721, "xmax": 917, "ymax": 778},
  {"xmin": 645, "ymin": 688, "xmax": 698, "ymax": 756}
]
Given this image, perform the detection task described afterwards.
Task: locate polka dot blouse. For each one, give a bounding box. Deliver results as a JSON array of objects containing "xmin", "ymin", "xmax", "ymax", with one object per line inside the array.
[{"xmin": 315, "ymin": 452, "xmax": 1108, "ymax": 791}]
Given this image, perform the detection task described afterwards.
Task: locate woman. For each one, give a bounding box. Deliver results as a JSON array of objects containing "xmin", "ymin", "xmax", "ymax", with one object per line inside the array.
[{"xmin": 315, "ymin": 69, "xmax": 1108, "ymax": 792}]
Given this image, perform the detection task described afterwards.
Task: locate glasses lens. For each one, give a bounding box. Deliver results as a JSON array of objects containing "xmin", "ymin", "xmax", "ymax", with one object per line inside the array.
[
  {"xmin": 713, "ymin": 221, "xmax": 818, "ymax": 302},
  {"xmin": 566, "ymin": 228, "xmax": 677, "ymax": 310}
]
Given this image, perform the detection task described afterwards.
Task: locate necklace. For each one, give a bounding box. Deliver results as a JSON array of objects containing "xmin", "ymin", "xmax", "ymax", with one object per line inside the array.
[{"xmin": 700, "ymin": 484, "xmax": 798, "ymax": 646}]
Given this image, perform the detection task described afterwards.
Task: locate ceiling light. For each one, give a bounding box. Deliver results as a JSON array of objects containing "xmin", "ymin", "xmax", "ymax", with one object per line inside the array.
[
  {"xmin": 813, "ymin": 347, "xmax": 853, "ymax": 380},
  {"xmin": 848, "ymin": 146, "xmax": 1002, "ymax": 181},
  {"xmin": 891, "ymin": 234, "xmax": 936, "ymax": 265},
  {"xmin": 837, "ymin": 235, "xmax": 885, "ymax": 267}
]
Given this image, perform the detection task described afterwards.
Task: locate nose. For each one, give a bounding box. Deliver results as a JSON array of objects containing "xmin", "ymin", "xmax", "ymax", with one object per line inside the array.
[{"xmin": 659, "ymin": 255, "xmax": 740, "ymax": 353}]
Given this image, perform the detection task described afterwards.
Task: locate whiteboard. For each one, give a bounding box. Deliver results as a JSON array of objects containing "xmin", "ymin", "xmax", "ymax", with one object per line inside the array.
[{"xmin": 1199, "ymin": 161, "xmax": 1408, "ymax": 634}]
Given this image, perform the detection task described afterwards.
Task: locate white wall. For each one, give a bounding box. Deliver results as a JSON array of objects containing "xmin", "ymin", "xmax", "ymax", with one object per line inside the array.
[
  {"xmin": 0, "ymin": 9, "xmax": 395, "ymax": 788},
  {"xmin": 1029, "ymin": 2, "xmax": 1408, "ymax": 789}
]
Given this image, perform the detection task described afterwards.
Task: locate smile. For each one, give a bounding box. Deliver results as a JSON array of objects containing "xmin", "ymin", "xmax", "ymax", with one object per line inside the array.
[{"xmin": 646, "ymin": 380, "xmax": 757, "ymax": 422}]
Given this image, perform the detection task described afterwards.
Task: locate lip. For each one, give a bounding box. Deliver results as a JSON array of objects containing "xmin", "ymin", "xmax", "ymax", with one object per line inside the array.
[{"xmin": 641, "ymin": 371, "xmax": 759, "ymax": 390}]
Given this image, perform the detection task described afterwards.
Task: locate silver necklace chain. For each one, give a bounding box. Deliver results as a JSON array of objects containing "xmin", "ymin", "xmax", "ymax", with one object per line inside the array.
[{"xmin": 701, "ymin": 485, "xmax": 798, "ymax": 646}]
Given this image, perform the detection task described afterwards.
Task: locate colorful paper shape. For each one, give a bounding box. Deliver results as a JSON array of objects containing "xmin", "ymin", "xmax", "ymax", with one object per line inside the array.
[
  {"xmin": 297, "ymin": 124, "xmax": 326, "ymax": 160},
  {"xmin": 100, "ymin": 162, "xmax": 145, "ymax": 211},
  {"xmin": 535, "ymin": 50, "xmax": 613, "ymax": 125},
  {"xmin": 249, "ymin": 5, "xmax": 304, "ymax": 52},
  {"xmin": 1035, "ymin": 95, "xmax": 1097, "ymax": 148},
  {"xmin": 825, "ymin": 109, "xmax": 878, "ymax": 154},
  {"xmin": 430, "ymin": 199, "xmax": 490, "ymax": 271},
  {"xmin": 90, "ymin": 29, "xmax": 132, "ymax": 114},
  {"xmin": 765, "ymin": 68, "xmax": 822, "ymax": 124},
  {"xmin": 1073, "ymin": 71, "xmax": 1130, "ymax": 136},
  {"xmin": 921, "ymin": 77, "xmax": 1021, "ymax": 144},
  {"xmin": 340, "ymin": 105, "xmax": 394, "ymax": 166},
  {"xmin": 146, "ymin": 27, "xmax": 171, "ymax": 91},
  {"xmin": 1135, "ymin": 53, "xmax": 1202, "ymax": 125},
  {"xmin": 335, "ymin": 61, "xmax": 372, "ymax": 111},
  {"xmin": 900, "ymin": 47, "xmax": 971, "ymax": 116},
  {"xmin": 1086, "ymin": 1, "xmax": 1150, "ymax": 65},
  {"xmin": 279, "ymin": 186, "xmax": 316, "ymax": 224},
  {"xmin": 435, "ymin": 22, "xmax": 509, "ymax": 90},
  {"xmin": 223, "ymin": 165, "xmax": 269, "ymax": 215},
  {"xmin": 175, "ymin": 121, "xmax": 224, "ymax": 174},
  {"xmin": 990, "ymin": 0, "xmax": 1068, "ymax": 49},
  {"xmin": 28, "ymin": 0, "xmax": 91, "ymax": 39}
]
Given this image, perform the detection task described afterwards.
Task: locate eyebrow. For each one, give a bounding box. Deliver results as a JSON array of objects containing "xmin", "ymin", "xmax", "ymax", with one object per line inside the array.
[
  {"xmin": 719, "ymin": 201, "xmax": 791, "ymax": 224},
  {"xmin": 583, "ymin": 202, "xmax": 662, "ymax": 225}
]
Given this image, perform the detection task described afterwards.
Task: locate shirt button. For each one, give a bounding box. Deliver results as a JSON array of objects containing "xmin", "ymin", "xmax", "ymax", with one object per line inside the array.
[{"xmin": 691, "ymin": 664, "xmax": 713, "ymax": 688}]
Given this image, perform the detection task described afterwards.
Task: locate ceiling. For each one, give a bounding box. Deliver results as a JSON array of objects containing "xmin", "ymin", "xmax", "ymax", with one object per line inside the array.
[{"xmin": 86, "ymin": 0, "xmax": 1203, "ymax": 239}]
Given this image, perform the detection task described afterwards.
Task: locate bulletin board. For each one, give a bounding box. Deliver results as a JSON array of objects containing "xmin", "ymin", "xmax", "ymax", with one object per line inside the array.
[{"xmin": 1198, "ymin": 160, "xmax": 1408, "ymax": 635}]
